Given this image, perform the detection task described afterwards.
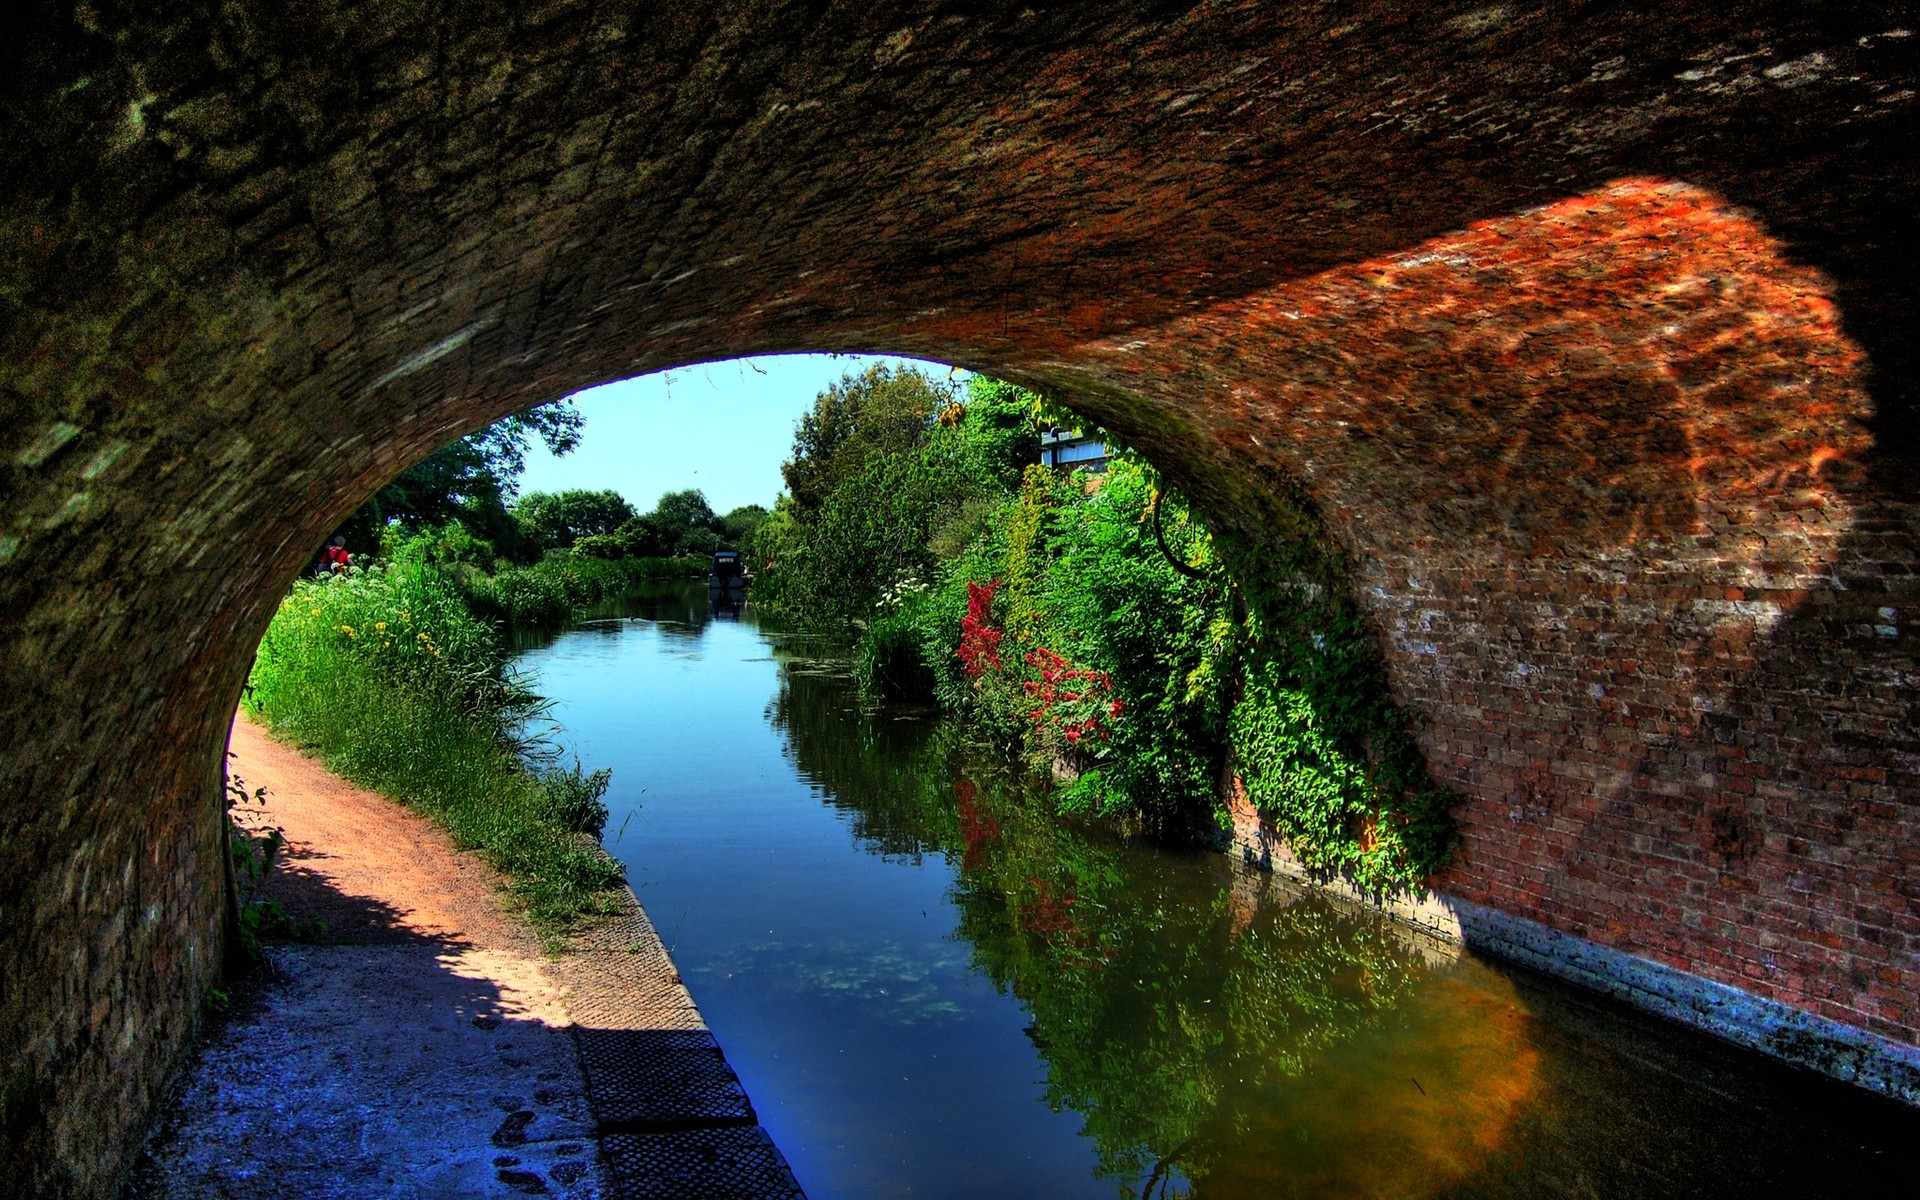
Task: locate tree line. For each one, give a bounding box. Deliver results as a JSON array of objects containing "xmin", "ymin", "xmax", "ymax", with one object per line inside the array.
[{"xmin": 329, "ymin": 398, "xmax": 765, "ymax": 567}]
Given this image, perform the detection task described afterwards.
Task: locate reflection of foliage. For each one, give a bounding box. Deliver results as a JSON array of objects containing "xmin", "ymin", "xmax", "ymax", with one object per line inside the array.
[
  {"xmin": 769, "ymin": 663, "xmax": 965, "ymax": 861},
  {"xmin": 768, "ymin": 667, "xmax": 1435, "ymax": 1194}
]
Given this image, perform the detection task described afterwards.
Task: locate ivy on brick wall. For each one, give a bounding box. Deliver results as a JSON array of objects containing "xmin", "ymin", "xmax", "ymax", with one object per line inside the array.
[{"xmin": 1221, "ymin": 512, "xmax": 1460, "ymax": 892}]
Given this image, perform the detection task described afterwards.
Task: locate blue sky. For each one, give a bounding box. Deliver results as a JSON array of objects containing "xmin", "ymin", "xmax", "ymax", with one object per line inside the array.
[{"xmin": 515, "ymin": 353, "xmax": 961, "ymax": 516}]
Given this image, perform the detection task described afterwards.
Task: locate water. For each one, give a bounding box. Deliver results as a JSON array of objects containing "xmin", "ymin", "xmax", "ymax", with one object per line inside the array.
[{"xmin": 513, "ymin": 583, "xmax": 1917, "ymax": 1199}]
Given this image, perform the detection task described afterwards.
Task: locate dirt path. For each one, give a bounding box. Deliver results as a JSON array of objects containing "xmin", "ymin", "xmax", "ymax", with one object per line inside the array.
[
  {"xmin": 129, "ymin": 713, "xmax": 804, "ymax": 1200},
  {"xmin": 230, "ymin": 712, "xmax": 539, "ymax": 948}
]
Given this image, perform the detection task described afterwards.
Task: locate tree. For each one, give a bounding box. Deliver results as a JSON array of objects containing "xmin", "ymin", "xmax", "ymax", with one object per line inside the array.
[
  {"xmin": 513, "ymin": 488, "xmax": 638, "ymax": 553},
  {"xmin": 645, "ymin": 489, "xmax": 722, "ymax": 556},
  {"xmin": 758, "ymin": 368, "xmax": 1046, "ymax": 622},
  {"xmin": 781, "ymin": 364, "xmax": 952, "ymax": 513},
  {"xmin": 720, "ymin": 504, "xmax": 769, "ymax": 553},
  {"xmin": 334, "ymin": 402, "xmax": 583, "ymax": 560}
]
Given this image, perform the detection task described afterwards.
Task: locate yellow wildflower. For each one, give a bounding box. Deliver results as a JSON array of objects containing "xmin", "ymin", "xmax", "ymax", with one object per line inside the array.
[
  {"xmin": 374, "ymin": 621, "xmax": 388, "ymax": 631},
  {"xmin": 340, "ymin": 625, "xmax": 356, "ymax": 638}
]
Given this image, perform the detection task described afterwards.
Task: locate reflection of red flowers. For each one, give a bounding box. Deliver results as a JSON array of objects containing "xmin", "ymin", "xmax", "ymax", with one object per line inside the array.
[
  {"xmin": 954, "ymin": 778, "xmax": 1000, "ymax": 873},
  {"xmin": 957, "ymin": 579, "xmax": 1004, "ymax": 677},
  {"xmin": 1019, "ymin": 875, "xmax": 1081, "ymax": 943}
]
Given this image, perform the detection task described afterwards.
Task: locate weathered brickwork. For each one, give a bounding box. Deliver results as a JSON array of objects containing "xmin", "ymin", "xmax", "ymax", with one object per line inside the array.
[
  {"xmin": 2, "ymin": 3, "xmax": 1915, "ymax": 1195},
  {"xmin": 1084, "ymin": 179, "xmax": 1919, "ymax": 1048}
]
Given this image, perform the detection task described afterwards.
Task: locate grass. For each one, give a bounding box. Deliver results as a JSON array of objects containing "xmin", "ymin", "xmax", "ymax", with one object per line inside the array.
[
  {"xmin": 462, "ymin": 554, "xmax": 709, "ymax": 626},
  {"xmin": 246, "ymin": 553, "xmax": 623, "ymax": 939}
]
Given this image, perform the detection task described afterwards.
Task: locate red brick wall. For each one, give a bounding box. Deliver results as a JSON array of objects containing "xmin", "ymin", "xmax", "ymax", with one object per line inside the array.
[{"xmin": 1088, "ymin": 180, "xmax": 1915, "ymax": 1047}]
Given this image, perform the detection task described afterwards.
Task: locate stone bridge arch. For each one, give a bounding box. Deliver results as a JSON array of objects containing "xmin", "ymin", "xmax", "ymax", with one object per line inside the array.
[{"xmin": 2, "ymin": 3, "xmax": 1915, "ymax": 1194}]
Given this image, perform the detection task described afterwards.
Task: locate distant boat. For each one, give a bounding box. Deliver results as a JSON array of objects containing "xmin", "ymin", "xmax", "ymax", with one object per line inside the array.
[{"xmin": 709, "ymin": 549, "xmax": 748, "ymax": 592}]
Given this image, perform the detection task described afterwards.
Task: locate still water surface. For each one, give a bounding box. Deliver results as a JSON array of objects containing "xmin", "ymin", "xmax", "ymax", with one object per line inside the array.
[{"xmin": 512, "ymin": 584, "xmax": 1916, "ymax": 1198}]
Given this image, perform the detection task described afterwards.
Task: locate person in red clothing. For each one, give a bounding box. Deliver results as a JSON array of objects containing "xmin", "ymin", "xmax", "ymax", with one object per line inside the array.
[{"xmin": 319, "ymin": 535, "xmax": 351, "ymax": 576}]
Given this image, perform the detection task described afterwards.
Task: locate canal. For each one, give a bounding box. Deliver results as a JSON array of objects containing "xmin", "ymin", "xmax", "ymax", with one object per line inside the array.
[{"xmin": 512, "ymin": 583, "xmax": 1916, "ymax": 1198}]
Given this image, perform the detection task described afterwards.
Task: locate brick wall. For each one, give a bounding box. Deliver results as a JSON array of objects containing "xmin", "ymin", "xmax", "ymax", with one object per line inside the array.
[
  {"xmin": 1, "ymin": 2, "xmax": 1914, "ymax": 1194},
  {"xmin": 1067, "ymin": 179, "xmax": 1918, "ymax": 1048}
]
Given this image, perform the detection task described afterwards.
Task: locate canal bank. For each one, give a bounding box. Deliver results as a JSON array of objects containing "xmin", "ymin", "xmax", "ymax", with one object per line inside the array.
[
  {"xmin": 128, "ymin": 713, "xmax": 802, "ymax": 1200},
  {"xmin": 1228, "ymin": 802, "xmax": 1920, "ymax": 1107}
]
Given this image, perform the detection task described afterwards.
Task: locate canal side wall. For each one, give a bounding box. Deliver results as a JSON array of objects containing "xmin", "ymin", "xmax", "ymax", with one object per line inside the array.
[{"xmin": 1229, "ymin": 802, "xmax": 1920, "ymax": 1105}]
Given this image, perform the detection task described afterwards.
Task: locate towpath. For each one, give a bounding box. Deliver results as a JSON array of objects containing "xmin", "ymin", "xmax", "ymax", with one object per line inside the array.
[{"xmin": 128, "ymin": 712, "xmax": 803, "ymax": 1200}]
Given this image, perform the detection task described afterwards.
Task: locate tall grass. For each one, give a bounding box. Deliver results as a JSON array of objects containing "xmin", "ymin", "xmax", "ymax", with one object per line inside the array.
[
  {"xmin": 247, "ymin": 551, "xmax": 621, "ymax": 933},
  {"xmin": 462, "ymin": 554, "xmax": 708, "ymax": 626}
]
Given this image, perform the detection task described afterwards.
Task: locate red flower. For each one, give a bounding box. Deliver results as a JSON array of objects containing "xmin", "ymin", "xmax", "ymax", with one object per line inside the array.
[{"xmin": 957, "ymin": 579, "xmax": 1004, "ymax": 677}]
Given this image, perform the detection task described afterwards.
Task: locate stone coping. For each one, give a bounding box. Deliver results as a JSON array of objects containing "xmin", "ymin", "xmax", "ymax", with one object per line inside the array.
[{"xmin": 556, "ymin": 869, "xmax": 807, "ymax": 1200}]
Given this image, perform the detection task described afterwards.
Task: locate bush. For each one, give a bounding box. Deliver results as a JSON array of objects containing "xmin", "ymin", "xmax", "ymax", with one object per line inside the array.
[
  {"xmin": 858, "ymin": 455, "xmax": 1458, "ymax": 883},
  {"xmin": 855, "ymin": 603, "xmax": 937, "ymax": 704},
  {"xmin": 537, "ymin": 762, "xmax": 612, "ymax": 838},
  {"xmin": 462, "ymin": 554, "xmax": 708, "ymax": 626},
  {"xmin": 570, "ymin": 533, "xmax": 628, "ymax": 560}
]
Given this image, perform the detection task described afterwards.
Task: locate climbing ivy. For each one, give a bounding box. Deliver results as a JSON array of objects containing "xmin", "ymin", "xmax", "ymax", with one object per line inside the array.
[{"xmin": 1219, "ymin": 490, "xmax": 1460, "ymax": 892}]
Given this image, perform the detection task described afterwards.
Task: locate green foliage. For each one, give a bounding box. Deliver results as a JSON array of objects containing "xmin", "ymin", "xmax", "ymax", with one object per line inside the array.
[
  {"xmin": 511, "ymin": 487, "xmax": 739, "ymax": 561},
  {"xmin": 771, "ymin": 364, "xmax": 1455, "ymax": 886},
  {"xmin": 647, "ymin": 488, "xmax": 720, "ymax": 554},
  {"xmin": 513, "ymin": 488, "xmax": 638, "ymax": 552},
  {"xmin": 245, "ymin": 550, "xmax": 623, "ymax": 932},
  {"xmin": 901, "ymin": 461, "xmax": 1232, "ymax": 839},
  {"xmin": 780, "ymin": 363, "xmax": 954, "ymax": 513},
  {"xmin": 221, "ymin": 763, "xmax": 314, "ymax": 963},
  {"xmin": 462, "ymin": 554, "xmax": 708, "ymax": 627},
  {"xmin": 854, "ymin": 603, "xmax": 937, "ymax": 703},
  {"xmin": 536, "ymin": 761, "xmax": 612, "ymax": 839},
  {"xmin": 719, "ymin": 503, "xmax": 769, "ymax": 554},
  {"xmin": 1224, "ymin": 545, "xmax": 1460, "ymax": 892},
  {"xmin": 569, "ymin": 533, "xmax": 627, "ymax": 560},
  {"xmin": 758, "ymin": 369, "xmax": 1044, "ymax": 622},
  {"xmin": 850, "ymin": 423, "xmax": 1455, "ymax": 887}
]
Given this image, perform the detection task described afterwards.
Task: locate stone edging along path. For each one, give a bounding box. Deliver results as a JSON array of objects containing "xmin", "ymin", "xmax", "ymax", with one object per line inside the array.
[{"xmin": 128, "ymin": 713, "xmax": 805, "ymax": 1200}]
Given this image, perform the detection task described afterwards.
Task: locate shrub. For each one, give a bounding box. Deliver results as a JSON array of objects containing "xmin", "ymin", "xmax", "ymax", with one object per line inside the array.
[
  {"xmin": 858, "ymin": 455, "xmax": 1458, "ymax": 883},
  {"xmin": 570, "ymin": 533, "xmax": 628, "ymax": 560},
  {"xmin": 462, "ymin": 554, "xmax": 707, "ymax": 626},
  {"xmin": 537, "ymin": 762, "xmax": 612, "ymax": 838},
  {"xmin": 857, "ymin": 603, "xmax": 937, "ymax": 704}
]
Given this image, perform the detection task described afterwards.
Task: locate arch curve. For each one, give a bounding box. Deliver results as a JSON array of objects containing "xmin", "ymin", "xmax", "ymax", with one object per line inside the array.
[{"xmin": 4, "ymin": 3, "xmax": 1917, "ymax": 1193}]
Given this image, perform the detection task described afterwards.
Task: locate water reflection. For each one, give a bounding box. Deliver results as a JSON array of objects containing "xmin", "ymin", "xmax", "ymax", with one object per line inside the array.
[
  {"xmin": 514, "ymin": 583, "xmax": 1917, "ymax": 1199},
  {"xmin": 771, "ymin": 666, "xmax": 1544, "ymax": 1196}
]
